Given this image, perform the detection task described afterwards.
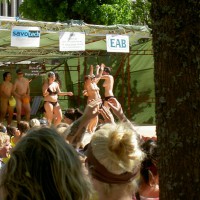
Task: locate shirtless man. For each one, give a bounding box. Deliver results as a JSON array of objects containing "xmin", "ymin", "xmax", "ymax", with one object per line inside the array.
[
  {"xmin": 42, "ymin": 71, "xmax": 73, "ymax": 126},
  {"xmin": 0, "ymin": 72, "xmax": 15, "ymax": 125},
  {"xmin": 13, "ymin": 69, "xmax": 31, "ymax": 124},
  {"xmin": 100, "ymin": 64, "xmax": 115, "ymax": 108}
]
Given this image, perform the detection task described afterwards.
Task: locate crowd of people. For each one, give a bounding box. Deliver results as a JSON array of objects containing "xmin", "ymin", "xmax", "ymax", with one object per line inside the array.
[{"xmin": 0, "ymin": 64, "xmax": 159, "ymax": 200}]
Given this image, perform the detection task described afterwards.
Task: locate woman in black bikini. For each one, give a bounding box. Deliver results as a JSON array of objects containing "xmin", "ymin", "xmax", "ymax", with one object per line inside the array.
[{"xmin": 42, "ymin": 71, "xmax": 73, "ymax": 126}]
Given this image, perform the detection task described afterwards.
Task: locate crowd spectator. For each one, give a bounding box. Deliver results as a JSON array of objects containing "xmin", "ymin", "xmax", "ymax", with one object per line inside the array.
[
  {"xmin": 86, "ymin": 123, "xmax": 144, "ymax": 200},
  {"xmin": 137, "ymin": 139, "xmax": 159, "ymax": 200},
  {"xmin": 0, "ymin": 127, "xmax": 92, "ymax": 200}
]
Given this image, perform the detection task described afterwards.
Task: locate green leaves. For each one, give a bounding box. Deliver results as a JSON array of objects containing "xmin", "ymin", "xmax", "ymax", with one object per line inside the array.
[{"xmin": 19, "ymin": 0, "xmax": 150, "ymax": 25}]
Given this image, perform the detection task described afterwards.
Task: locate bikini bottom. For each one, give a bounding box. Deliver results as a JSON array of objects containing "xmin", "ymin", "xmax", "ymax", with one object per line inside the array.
[
  {"xmin": 104, "ymin": 96, "xmax": 115, "ymax": 101},
  {"xmin": 44, "ymin": 101, "xmax": 58, "ymax": 107}
]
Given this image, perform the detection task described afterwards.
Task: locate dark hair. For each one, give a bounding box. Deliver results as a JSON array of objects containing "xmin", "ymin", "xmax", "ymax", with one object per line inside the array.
[
  {"xmin": 140, "ymin": 139, "xmax": 158, "ymax": 184},
  {"xmin": 16, "ymin": 69, "xmax": 23, "ymax": 74},
  {"xmin": 55, "ymin": 72, "xmax": 62, "ymax": 88},
  {"xmin": 104, "ymin": 67, "xmax": 111, "ymax": 74},
  {"xmin": 6, "ymin": 126, "xmax": 17, "ymax": 137},
  {"xmin": 3, "ymin": 72, "xmax": 10, "ymax": 81},
  {"xmin": 17, "ymin": 121, "xmax": 30, "ymax": 134},
  {"xmin": 0, "ymin": 124, "xmax": 7, "ymax": 133},
  {"xmin": 64, "ymin": 108, "xmax": 83, "ymax": 121},
  {"xmin": 48, "ymin": 71, "xmax": 55, "ymax": 77}
]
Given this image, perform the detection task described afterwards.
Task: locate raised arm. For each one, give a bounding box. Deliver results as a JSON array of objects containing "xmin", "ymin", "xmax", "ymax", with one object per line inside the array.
[
  {"xmin": 66, "ymin": 98, "xmax": 102, "ymax": 148},
  {"xmin": 95, "ymin": 63, "xmax": 104, "ymax": 83},
  {"xmin": 107, "ymin": 98, "xmax": 136, "ymax": 131}
]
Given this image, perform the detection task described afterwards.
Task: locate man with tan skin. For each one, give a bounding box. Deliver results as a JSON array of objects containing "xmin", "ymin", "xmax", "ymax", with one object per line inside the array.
[
  {"xmin": 0, "ymin": 72, "xmax": 15, "ymax": 125},
  {"xmin": 13, "ymin": 69, "xmax": 31, "ymax": 124}
]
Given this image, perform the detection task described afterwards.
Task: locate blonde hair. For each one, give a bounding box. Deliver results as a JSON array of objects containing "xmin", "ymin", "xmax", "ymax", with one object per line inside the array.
[
  {"xmin": 91, "ymin": 123, "xmax": 144, "ymax": 174},
  {"xmin": 0, "ymin": 127, "xmax": 92, "ymax": 200},
  {"xmin": 0, "ymin": 133, "xmax": 10, "ymax": 148},
  {"xmin": 56, "ymin": 123, "xmax": 69, "ymax": 139},
  {"xmin": 90, "ymin": 123, "xmax": 144, "ymax": 193}
]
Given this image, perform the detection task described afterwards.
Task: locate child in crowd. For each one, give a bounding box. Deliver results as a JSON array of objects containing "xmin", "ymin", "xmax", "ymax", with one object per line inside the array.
[{"xmin": 0, "ymin": 132, "xmax": 11, "ymax": 169}]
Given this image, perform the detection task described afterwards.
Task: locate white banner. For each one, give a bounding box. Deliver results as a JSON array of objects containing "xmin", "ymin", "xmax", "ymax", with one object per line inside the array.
[
  {"xmin": 11, "ymin": 26, "xmax": 40, "ymax": 47},
  {"xmin": 106, "ymin": 34, "xmax": 129, "ymax": 53},
  {"xmin": 59, "ymin": 32, "xmax": 85, "ymax": 51}
]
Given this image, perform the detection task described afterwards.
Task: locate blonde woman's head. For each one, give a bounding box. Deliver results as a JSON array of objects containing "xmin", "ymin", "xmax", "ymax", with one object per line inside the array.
[
  {"xmin": 91, "ymin": 123, "xmax": 144, "ymax": 174},
  {"xmin": 87, "ymin": 123, "xmax": 144, "ymax": 194}
]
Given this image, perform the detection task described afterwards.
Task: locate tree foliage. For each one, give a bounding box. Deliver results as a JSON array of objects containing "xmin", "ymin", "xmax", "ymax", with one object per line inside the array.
[
  {"xmin": 18, "ymin": 0, "xmax": 150, "ymax": 25},
  {"xmin": 132, "ymin": 0, "xmax": 151, "ymax": 26}
]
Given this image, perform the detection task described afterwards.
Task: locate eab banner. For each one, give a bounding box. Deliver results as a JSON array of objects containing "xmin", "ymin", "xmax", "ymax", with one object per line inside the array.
[
  {"xmin": 59, "ymin": 32, "xmax": 85, "ymax": 51},
  {"xmin": 106, "ymin": 35, "xmax": 129, "ymax": 53},
  {"xmin": 11, "ymin": 26, "xmax": 40, "ymax": 47}
]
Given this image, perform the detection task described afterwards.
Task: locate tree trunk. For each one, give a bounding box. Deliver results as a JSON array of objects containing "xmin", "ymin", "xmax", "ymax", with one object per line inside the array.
[{"xmin": 151, "ymin": 1, "xmax": 200, "ymax": 199}]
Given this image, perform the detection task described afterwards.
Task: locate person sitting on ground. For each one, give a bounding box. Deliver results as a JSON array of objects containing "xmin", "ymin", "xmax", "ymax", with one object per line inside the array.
[
  {"xmin": 0, "ymin": 127, "xmax": 92, "ymax": 200},
  {"xmin": 137, "ymin": 139, "xmax": 159, "ymax": 200},
  {"xmin": 86, "ymin": 122, "xmax": 144, "ymax": 200},
  {"xmin": 0, "ymin": 132, "xmax": 11, "ymax": 169}
]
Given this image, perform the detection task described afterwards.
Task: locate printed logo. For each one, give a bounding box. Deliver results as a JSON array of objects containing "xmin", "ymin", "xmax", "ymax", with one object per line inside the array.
[{"xmin": 12, "ymin": 30, "xmax": 40, "ymax": 38}]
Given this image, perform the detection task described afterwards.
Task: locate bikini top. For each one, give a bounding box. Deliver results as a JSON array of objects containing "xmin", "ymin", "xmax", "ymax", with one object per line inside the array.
[
  {"xmin": 47, "ymin": 87, "xmax": 58, "ymax": 95},
  {"xmin": 140, "ymin": 196, "xmax": 159, "ymax": 200}
]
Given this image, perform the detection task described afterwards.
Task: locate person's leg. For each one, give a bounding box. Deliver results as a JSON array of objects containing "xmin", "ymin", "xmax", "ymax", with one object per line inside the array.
[
  {"xmin": 44, "ymin": 102, "xmax": 54, "ymax": 125},
  {"xmin": 53, "ymin": 104, "xmax": 62, "ymax": 127},
  {"xmin": 23, "ymin": 103, "xmax": 31, "ymax": 122},
  {"xmin": 7, "ymin": 105, "xmax": 14, "ymax": 126},
  {"xmin": 16, "ymin": 99, "xmax": 22, "ymax": 124},
  {"xmin": 0, "ymin": 98, "xmax": 8, "ymax": 124}
]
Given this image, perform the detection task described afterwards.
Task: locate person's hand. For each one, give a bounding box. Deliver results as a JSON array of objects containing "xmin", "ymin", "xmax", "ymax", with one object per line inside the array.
[
  {"xmin": 82, "ymin": 90, "xmax": 88, "ymax": 96},
  {"xmin": 96, "ymin": 65, "xmax": 100, "ymax": 70},
  {"xmin": 99, "ymin": 105, "xmax": 115, "ymax": 124},
  {"xmin": 67, "ymin": 92, "xmax": 73, "ymax": 96},
  {"xmin": 82, "ymin": 98, "xmax": 102, "ymax": 121},
  {"xmin": 107, "ymin": 98, "xmax": 125, "ymax": 120},
  {"xmin": 100, "ymin": 63, "xmax": 105, "ymax": 71}
]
